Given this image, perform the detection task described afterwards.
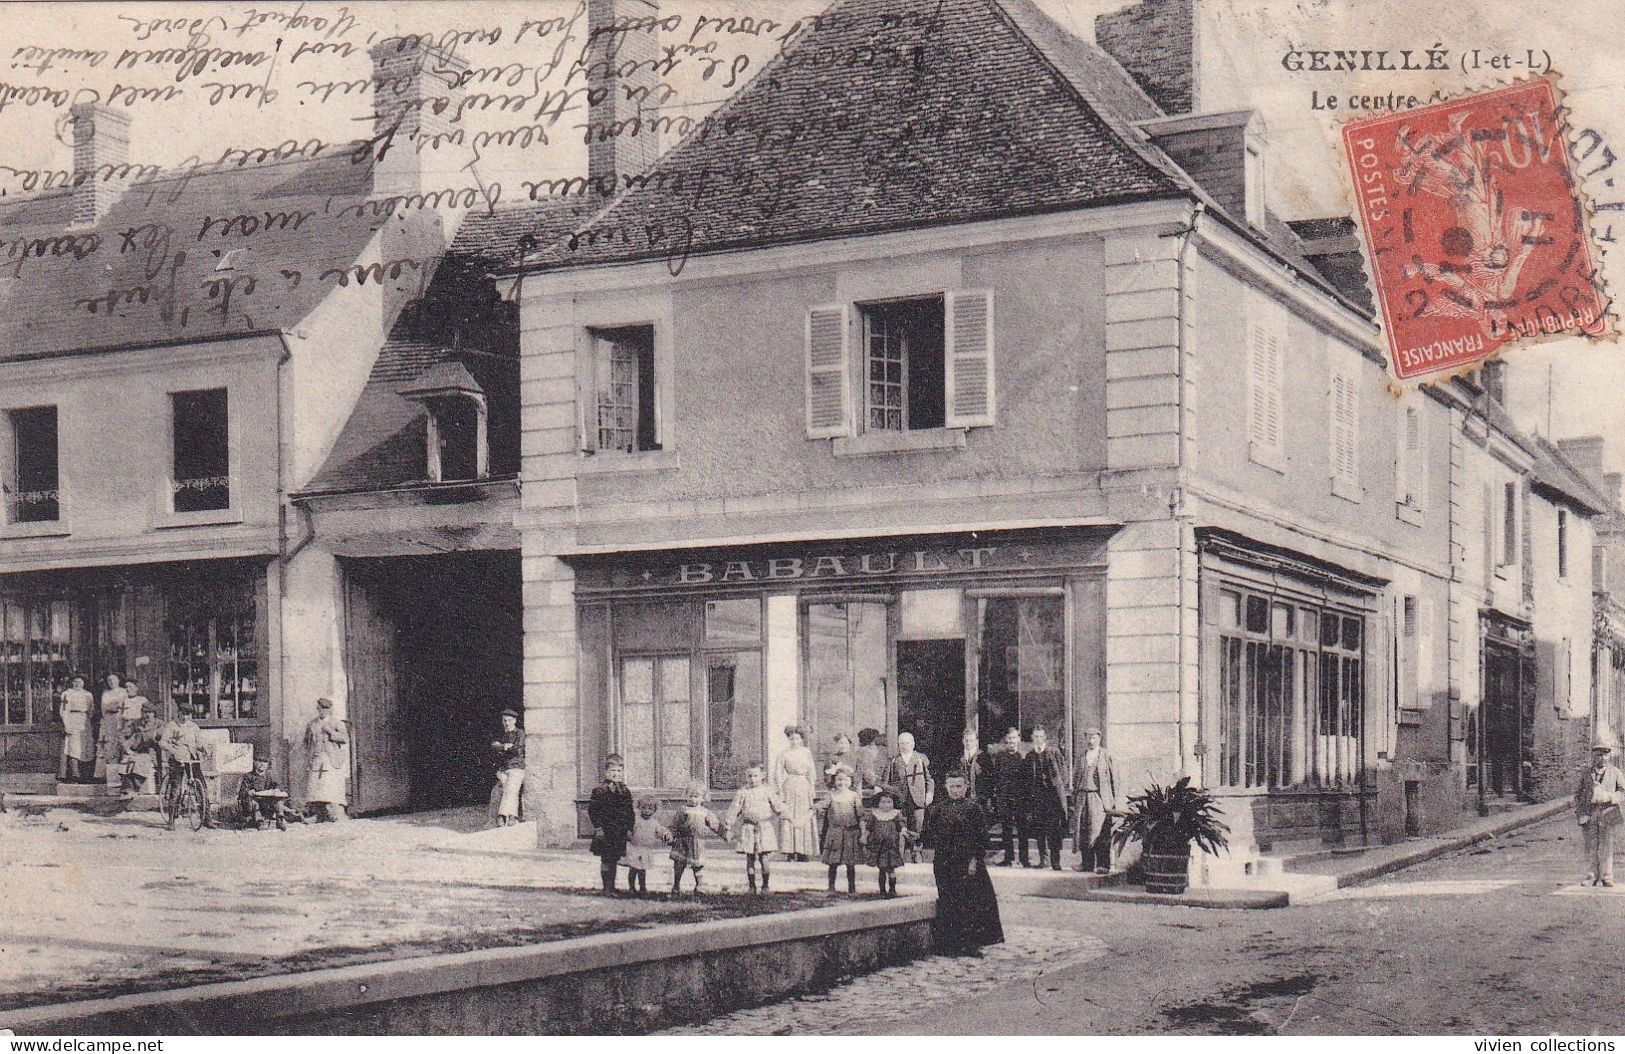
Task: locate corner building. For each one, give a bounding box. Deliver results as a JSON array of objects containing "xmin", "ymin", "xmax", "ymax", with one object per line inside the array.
[{"xmin": 505, "ymin": 0, "xmax": 1482, "ymax": 870}]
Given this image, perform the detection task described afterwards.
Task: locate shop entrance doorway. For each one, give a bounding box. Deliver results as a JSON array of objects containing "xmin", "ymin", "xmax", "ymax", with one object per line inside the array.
[
  {"xmin": 897, "ymin": 638, "xmax": 966, "ymax": 785},
  {"xmin": 341, "ymin": 551, "xmax": 522, "ymax": 815}
]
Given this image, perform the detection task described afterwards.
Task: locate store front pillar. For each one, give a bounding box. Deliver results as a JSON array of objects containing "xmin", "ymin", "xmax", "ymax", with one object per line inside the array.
[{"xmin": 524, "ymin": 538, "xmax": 579, "ymax": 847}]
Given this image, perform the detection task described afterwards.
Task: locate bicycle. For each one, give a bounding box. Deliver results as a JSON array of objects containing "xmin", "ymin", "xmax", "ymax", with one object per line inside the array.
[{"xmin": 163, "ymin": 759, "xmax": 212, "ymax": 832}]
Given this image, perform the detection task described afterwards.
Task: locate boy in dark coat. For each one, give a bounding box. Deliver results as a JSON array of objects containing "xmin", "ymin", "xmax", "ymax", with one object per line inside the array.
[
  {"xmin": 984, "ymin": 727, "xmax": 1028, "ymax": 866},
  {"xmin": 588, "ymin": 753, "xmax": 635, "ymax": 893}
]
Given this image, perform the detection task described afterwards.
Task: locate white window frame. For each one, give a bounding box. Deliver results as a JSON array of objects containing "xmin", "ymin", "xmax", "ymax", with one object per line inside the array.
[
  {"xmin": 158, "ymin": 385, "xmax": 242, "ymax": 528},
  {"xmin": 574, "ymin": 294, "xmax": 677, "ymax": 467},
  {"xmin": 2, "ymin": 404, "xmax": 64, "ymax": 531}
]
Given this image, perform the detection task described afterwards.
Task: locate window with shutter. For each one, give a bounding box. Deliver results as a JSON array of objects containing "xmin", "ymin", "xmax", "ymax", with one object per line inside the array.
[
  {"xmin": 1247, "ymin": 322, "xmax": 1283, "ymax": 455},
  {"xmin": 1330, "ymin": 372, "xmax": 1359, "ymax": 496},
  {"xmin": 805, "ymin": 304, "xmax": 851, "ymax": 439},
  {"xmin": 946, "ymin": 288, "xmax": 995, "ymax": 428}
]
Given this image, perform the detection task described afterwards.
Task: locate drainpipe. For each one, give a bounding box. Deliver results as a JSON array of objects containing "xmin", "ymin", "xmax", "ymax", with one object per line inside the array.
[{"xmin": 1174, "ymin": 202, "xmax": 1203, "ymax": 781}]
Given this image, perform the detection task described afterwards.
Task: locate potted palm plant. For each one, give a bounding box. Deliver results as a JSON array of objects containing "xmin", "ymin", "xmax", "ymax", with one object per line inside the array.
[{"xmin": 1111, "ymin": 776, "xmax": 1229, "ymax": 894}]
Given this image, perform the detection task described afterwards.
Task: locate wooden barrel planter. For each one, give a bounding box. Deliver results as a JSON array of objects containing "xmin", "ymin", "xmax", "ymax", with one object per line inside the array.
[{"xmin": 1143, "ymin": 843, "xmax": 1191, "ymax": 895}]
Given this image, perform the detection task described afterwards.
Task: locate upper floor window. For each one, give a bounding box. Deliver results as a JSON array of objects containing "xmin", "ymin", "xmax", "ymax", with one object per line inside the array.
[
  {"xmin": 171, "ymin": 388, "xmax": 230, "ymax": 513},
  {"xmin": 861, "ymin": 296, "xmax": 945, "ymax": 432},
  {"xmin": 1246, "ymin": 309, "xmax": 1283, "ymax": 466},
  {"xmin": 401, "ymin": 361, "xmax": 489, "ymax": 483},
  {"xmin": 592, "ymin": 325, "xmax": 659, "ymax": 453},
  {"xmin": 1501, "ymin": 481, "xmax": 1519, "ymax": 567},
  {"xmin": 1329, "ymin": 371, "xmax": 1359, "ymax": 497},
  {"xmin": 1396, "ymin": 403, "xmax": 1426, "ymax": 508},
  {"xmin": 1557, "ymin": 508, "xmax": 1569, "ymax": 579},
  {"xmin": 805, "ymin": 289, "xmax": 994, "ymax": 440},
  {"xmin": 6, "ymin": 406, "xmax": 59, "ymax": 524}
]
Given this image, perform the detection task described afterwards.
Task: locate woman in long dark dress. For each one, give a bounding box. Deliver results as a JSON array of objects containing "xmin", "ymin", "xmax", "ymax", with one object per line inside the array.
[{"xmin": 924, "ymin": 770, "xmax": 1004, "ymax": 956}]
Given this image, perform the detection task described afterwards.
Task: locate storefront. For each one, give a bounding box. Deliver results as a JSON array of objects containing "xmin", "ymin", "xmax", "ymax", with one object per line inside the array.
[
  {"xmin": 0, "ymin": 559, "xmax": 271, "ymax": 784},
  {"xmin": 567, "ymin": 528, "xmax": 1109, "ymax": 830},
  {"xmin": 1197, "ymin": 531, "xmax": 1385, "ymax": 848}
]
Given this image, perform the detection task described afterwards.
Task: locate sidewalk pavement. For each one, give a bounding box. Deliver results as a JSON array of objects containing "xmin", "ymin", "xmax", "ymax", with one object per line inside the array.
[{"xmin": 1027, "ymin": 797, "xmax": 1572, "ymax": 908}]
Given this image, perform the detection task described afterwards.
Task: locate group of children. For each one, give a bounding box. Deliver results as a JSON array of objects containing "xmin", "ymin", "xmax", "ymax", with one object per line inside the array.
[{"xmin": 586, "ymin": 753, "xmax": 914, "ymax": 896}]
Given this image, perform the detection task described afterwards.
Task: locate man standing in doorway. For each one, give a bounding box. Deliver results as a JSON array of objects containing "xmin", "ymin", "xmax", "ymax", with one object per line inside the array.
[
  {"xmin": 304, "ymin": 698, "xmax": 350, "ymax": 822},
  {"xmin": 1073, "ymin": 727, "xmax": 1119, "ymax": 874},
  {"xmin": 985, "ymin": 727, "xmax": 1027, "ymax": 866},
  {"xmin": 1023, "ymin": 726, "xmax": 1068, "ymax": 871},
  {"xmin": 1576, "ymin": 741, "xmax": 1625, "ymax": 887}
]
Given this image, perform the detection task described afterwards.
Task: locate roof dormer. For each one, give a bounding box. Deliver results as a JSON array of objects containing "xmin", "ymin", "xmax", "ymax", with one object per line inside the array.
[{"xmin": 401, "ymin": 362, "xmax": 487, "ymax": 483}]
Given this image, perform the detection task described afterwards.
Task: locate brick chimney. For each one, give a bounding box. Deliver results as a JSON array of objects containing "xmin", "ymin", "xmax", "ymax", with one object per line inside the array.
[
  {"xmin": 585, "ymin": 0, "xmax": 661, "ymax": 194},
  {"xmin": 1096, "ymin": 0, "xmax": 1197, "ymax": 115},
  {"xmin": 1607, "ymin": 473, "xmax": 1623, "ymax": 512},
  {"xmin": 367, "ymin": 37, "xmax": 469, "ymax": 197},
  {"xmin": 1480, "ymin": 359, "xmax": 1507, "ymax": 404},
  {"xmin": 69, "ymin": 102, "xmax": 130, "ymax": 227}
]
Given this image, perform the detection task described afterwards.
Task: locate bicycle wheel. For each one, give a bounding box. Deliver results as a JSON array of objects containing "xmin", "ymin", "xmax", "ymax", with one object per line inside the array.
[{"xmin": 182, "ymin": 781, "xmax": 207, "ymax": 832}]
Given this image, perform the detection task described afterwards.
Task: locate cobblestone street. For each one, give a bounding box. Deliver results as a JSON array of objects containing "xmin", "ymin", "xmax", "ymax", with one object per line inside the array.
[{"xmin": 817, "ymin": 814, "xmax": 1623, "ymax": 1036}]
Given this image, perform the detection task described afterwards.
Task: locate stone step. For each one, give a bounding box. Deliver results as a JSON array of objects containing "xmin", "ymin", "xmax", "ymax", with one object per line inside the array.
[
  {"xmin": 0, "ymin": 773, "xmax": 57, "ymax": 794},
  {"xmin": 54, "ymin": 781, "xmax": 121, "ymax": 798}
]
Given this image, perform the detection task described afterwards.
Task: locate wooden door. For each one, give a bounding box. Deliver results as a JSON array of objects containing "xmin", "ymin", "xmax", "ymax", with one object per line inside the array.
[{"xmin": 344, "ymin": 570, "xmax": 412, "ymax": 814}]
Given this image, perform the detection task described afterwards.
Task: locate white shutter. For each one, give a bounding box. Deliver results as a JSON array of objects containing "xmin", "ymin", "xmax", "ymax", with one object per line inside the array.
[
  {"xmin": 1248, "ymin": 323, "xmax": 1283, "ymax": 451},
  {"xmin": 1331, "ymin": 372, "xmax": 1359, "ymax": 487},
  {"xmin": 1408, "ymin": 406, "xmax": 1425, "ymax": 504},
  {"xmin": 1395, "ymin": 406, "xmax": 1411, "ymax": 504},
  {"xmin": 805, "ymin": 304, "xmax": 851, "ymax": 439},
  {"xmin": 945, "ymin": 289, "xmax": 995, "ymax": 428},
  {"xmin": 1265, "ymin": 329, "xmax": 1282, "ymax": 449}
]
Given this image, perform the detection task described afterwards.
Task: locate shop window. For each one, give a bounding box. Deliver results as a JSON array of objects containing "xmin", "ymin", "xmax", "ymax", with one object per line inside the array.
[
  {"xmin": 166, "ymin": 583, "xmax": 259, "ymax": 722},
  {"xmin": 806, "ymin": 601, "xmax": 889, "ymax": 755},
  {"xmin": 706, "ymin": 652, "xmax": 762, "ymax": 790},
  {"xmin": 0, "ymin": 599, "xmax": 74, "ymax": 729},
  {"xmin": 1213, "ymin": 585, "xmax": 1364, "ymax": 789},
  {"xmin": 618, "ymin": 654, "xmax": 691, "ymax": 788},
  {"xmin": 171, "ymin": 388, "xmax": 230, "ymax": 513},
  {"xmin": 704, "ymin": 598, "xmax": 761, "ymax": 645},
  {"xmin": 592, "ymin": 325, "xmax": 659, "ymax": 454},
  {"xmin": 6, "ymin": 406, "xmax": 60, "ymax": 523},
  {"xmin": 976, "ymin": 595, "xmax": 1064, "ymax": 741}
]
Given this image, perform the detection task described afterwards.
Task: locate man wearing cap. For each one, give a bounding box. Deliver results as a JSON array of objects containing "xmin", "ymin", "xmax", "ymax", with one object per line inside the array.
[
  {"xmin": 1575, "ymin": 741, "xmax": 1625, "ymax": 887},
  {"xmin": 1072, "ymin": 727, "xmax": 1119, "ymax": 874},
  {"xmin": 491, "ymin": 708, "xmax": 526, "ymax": 827},
  {"xmin": 304, "ymin": 698, "xmax": 350, "ymax": 822}
]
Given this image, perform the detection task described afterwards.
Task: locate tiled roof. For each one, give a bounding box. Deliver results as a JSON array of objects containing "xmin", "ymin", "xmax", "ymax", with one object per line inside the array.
[
  {"xmin": 449, "ymin": 197, "xmax": 605, "ymax": 270},
  {"xmin": 301, "ymin": 337, "xmax": 518, "ymax": 495},
  {"xmin": 519, "ymin": 0, "xmax": 1183, "ymax": 273},
  {"xmin": 0, "ymin": 145, "xmax": 416, "ymax": 360}
]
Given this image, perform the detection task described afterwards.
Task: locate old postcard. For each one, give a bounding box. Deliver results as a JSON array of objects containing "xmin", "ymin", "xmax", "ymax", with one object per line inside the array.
[{"xmin": 1, "ymin": 0, "xmax": 1623, "ymax": 1039}]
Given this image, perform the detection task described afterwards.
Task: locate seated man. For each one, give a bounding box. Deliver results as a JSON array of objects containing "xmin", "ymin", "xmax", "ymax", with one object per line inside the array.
[
  {"xmin": 236, "ymin": 757, "xmax": 290, "ymax": 830},
  {"xmin": 120, "ymin": 701, "xmax": 164, "ymax": 796}
]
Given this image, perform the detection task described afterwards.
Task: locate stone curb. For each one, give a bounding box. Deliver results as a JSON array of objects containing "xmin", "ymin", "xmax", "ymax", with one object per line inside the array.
[
  {"xmin": 1, "ymin": 893, "xmax": 937, "ymax": 1034},
  {"xmin": 1029, "ymin": 886, "xmax": 1289, "ymax": 909},
  {"xmin": 1327, "ymin": 798, "xmax": 1570, "ymax": 889}
]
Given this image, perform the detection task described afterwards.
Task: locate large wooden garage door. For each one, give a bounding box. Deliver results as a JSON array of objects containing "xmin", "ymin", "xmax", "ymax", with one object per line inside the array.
[{"xmin": 344, "ymin": 569, "xmax": 412, "ymax": 814}]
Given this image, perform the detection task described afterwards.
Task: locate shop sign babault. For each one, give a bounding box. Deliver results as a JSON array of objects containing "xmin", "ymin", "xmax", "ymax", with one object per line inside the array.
[{"xmin": 674, "ymin": 546, "xmax": 1001, "ymax": 585}]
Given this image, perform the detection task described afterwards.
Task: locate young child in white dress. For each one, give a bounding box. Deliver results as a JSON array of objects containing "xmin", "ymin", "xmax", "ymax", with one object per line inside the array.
[
  {"xmin": 725, "ymin": 764, "xmax": 787, "ymax": 894},
  {"xmin": 622, "ymin": 795, "xmax": 668, "ymax": 896}
]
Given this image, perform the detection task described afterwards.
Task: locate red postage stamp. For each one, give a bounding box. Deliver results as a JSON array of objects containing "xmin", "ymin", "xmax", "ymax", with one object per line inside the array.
[{"xmin": 1342, "ymin": 79, "xmax": 1611, "ymax": 383}]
